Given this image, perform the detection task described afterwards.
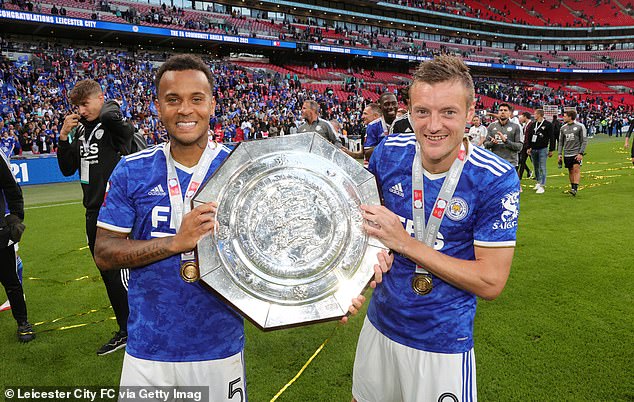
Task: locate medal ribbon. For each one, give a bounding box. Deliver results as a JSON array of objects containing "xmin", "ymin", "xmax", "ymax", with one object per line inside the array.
[
  {"xmin": 164, "ymin": 137, "xmax": 221, "ymax": 266},
  {"xmin": 412, "ymin": 141, "xmax": 467, "ymax": 277}
]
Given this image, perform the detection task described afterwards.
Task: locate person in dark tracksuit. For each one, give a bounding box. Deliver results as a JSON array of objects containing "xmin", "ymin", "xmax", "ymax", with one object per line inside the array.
[
  {"xmin": 57, "ymin": 79, "xmax": 133, "ymax": 355},
  {"xmin": 0, "ymin": 151, "xmax": 33, "ymax": 342}
]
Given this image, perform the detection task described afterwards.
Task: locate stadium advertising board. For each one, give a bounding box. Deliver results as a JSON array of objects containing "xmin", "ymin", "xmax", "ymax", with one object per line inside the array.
[
  {"xmin": 9, "ymin": 156, "xmax": 79, "ymax": 185},
  {"xmin": 0, "ymin": 10, "xmax": 296, "ymax": 50},
  {"xmin": 307, "ymin": 44, "xmax": 634, "ymax": 74},
  {"xmin": 1, "ymin": 10, "xmax": 633, "ymax": 74}
]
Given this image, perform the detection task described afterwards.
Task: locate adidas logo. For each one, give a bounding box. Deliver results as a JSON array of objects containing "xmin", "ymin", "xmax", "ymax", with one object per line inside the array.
[
  {"xmin": 148, "ymin": 184, "xmax": 166, "ymax": 196},
  {"xmin": 389, "ymin": 183, "xmax": 404, "ymax": 197}
]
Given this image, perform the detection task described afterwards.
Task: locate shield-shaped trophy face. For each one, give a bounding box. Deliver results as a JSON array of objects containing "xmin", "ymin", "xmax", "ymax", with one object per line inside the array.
[{"xmin": 192, "ymin": 132, "xmax": 386, "ymax": 330}]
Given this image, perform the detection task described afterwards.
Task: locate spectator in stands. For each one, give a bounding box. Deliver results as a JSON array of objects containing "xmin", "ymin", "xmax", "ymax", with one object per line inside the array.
[
  {"xmin": 558, "ymin": 110, "xmax": 587, "ymax": 196},
  {"xmin": 485, "ymin": 103, "xmax": 523, "ymax": 170},
  {"xmin": 517, "ymin": 111, "xmax": 533, "ymax": 180},
  {"xmin": 57, "ymin": 79, "xmax": 133, "ymax": 355},
  {"xmin": 526, "ymin": 109, "xmax": 555, "ymax": 194},
  {"xmin": 0, "ymin": 150, "xmax": 33, "ymax": 342},
  {"xmin": 297, "ymin": 100, "xmax": 341, "ymax": 146},
  {"xmin": 0, "ymin": 130, "xmax": 17, "ymax": 158},
  {"xmin": 467, "ymin": 115, "xmax": 487, "ymax": 148}
]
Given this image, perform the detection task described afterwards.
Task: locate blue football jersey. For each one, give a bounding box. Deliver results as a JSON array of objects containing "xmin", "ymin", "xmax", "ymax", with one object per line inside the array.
[
  {"xmin": 367, "ymin": 133, "xmax": 520, "ymax": 354},
  {"xmin": 97, "ymin": 143, "xmax": 245, "ymax": 362},
  {"xmin": 364, "ymin": 117, "xmax": 389, "ymax": 148}
]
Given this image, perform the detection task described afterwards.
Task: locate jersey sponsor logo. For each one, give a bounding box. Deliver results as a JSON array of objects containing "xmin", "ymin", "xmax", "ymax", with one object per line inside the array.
[
  {"xmin": 80, "ymin": 143, "xmax": 99, "ymax": 158},
  {"xmin": 148, "ymin": 184, "xmax": 166, "ymax": 196},
  {"xmin": 388, "ymin": 182, "xmax": 404, "ymax": 197},
  {"xmin": 492, "ymin": 191, "xmax": 519, "ymax": 230},
  {"xmin": 151, "ymin": 205, "xmax": 175, "ymax": 230},
  {"xmin": 446, "ymin": 197, "xmax": 468, "ymax": 221},
  {"xmin": 398, "ymin": 215, "xmax": 444, "ymax": 250}
]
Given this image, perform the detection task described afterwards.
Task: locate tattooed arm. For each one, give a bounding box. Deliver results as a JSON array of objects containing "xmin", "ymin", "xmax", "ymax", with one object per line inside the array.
[{"xmin": 95, "ymin": 202, "xmax": 217, "ymax": 270}]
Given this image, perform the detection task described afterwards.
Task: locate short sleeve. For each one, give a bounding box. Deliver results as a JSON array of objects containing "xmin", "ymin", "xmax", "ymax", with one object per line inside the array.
[
  {"xmin": 473, "ymin": 169, "xmax": 520, "ymax": 247},
  {"xmin": 364, "ymin": 123, "xmax": 379, "ymax": 148},
  {"xmin": 97, "ymin": 158, "xmax": 135, "ymax": 234}
]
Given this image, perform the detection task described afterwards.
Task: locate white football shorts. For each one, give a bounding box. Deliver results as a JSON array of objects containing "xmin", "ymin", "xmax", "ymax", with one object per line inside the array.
[
  {"xmin": 119, "ymin": 351, "xmax": 246, "ymax": 402},
  {"xmin": 353, "ymin": 317, "xmax": 477, "ymax": 402}
]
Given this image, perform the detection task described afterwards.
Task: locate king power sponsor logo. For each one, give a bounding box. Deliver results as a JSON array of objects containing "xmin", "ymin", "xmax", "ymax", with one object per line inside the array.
[{"xmin": 397, "ymin": 215, "xmax": 444, "ymax": 250}]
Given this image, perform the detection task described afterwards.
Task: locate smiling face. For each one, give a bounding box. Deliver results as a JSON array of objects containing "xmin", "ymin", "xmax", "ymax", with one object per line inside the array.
[
  {"xmin": 380, "ymin": 93, "xmax": 398, "ymax": 123},
  {"xmin": 409, "ymin": 80, "xmax": 474, "ymax": 173},
  {"xmin": 361, "ymin": 106, "xmax": 378, "ymax": 125},
  {"xmin": 156, "ymin": 69, "xmax": 215, "ymax": 148}
]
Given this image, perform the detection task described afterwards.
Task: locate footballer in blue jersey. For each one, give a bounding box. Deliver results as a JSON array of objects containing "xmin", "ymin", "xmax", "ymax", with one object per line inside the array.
[
  {"xmin": 363, "ymin": 117, "xmax": 388, "ymax": 149},
  {"xmin": 94, "ymin": 55, "xmax": 247, "ymax": 397},
  {"xmin": 363, "ymin": 93, "xmax": 398, "ymax": 161},
  {"xmin": 97, "ymin": 143, "xmax": 244, "ymax": 362},
  {"xmin": 352, "ymin": 56, "xmax": 519, "ymax": 402}
]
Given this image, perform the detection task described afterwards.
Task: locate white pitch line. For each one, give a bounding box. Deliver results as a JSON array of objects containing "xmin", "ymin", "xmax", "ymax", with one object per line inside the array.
[{"xmin": 25, "ymin": 201, "xmax": 82, "ymax": 210}]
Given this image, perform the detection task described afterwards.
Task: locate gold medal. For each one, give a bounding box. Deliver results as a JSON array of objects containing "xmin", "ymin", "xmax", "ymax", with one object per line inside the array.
[
  {"xmin": 180, "ymin": 261, "xmax": 200, "ymax": 283},
  {"xmin": 412, "ymin": 274, "xmax": 433, "ymax": 295}
]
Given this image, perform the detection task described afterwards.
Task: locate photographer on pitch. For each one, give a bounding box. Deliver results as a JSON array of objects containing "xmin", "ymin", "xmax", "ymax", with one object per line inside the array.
[{"xmin": 57, "ymin": 79, "xmax": 133, "ymax": 355}]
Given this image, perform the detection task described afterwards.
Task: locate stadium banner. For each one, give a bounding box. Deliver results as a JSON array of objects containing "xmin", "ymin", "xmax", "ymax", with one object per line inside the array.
[
  {"xmin": 0, "ymin": 10, "xmax": 296, "ymax": 50},
  {"xmin": 1, "ymin": 10, "xmax": 633, "ymax": 74},
  {"xmin": 9, "ymin": 156, "xmax": 79, "ymax": 186},
  {"xmin": 306, "ymin": 44, "xmax": 634, "ymax": 75}
]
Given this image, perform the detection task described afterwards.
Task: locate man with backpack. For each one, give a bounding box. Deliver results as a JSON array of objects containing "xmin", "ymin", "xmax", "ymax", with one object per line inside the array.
[{"xmin": 57, "ymin": 79, "xmax": 133, "ymax": 355}]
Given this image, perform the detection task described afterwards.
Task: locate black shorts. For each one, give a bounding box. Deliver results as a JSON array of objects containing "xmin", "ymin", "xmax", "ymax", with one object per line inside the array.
[{"xmin": 564, "ymin": 156, "xmax": 581, "ymax": 169}]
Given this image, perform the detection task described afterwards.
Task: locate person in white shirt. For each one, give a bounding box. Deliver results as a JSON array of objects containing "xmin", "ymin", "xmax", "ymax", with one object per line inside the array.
[{"xmin": 467, "ymin": 115, "xmax": 487, "ymax": 147}]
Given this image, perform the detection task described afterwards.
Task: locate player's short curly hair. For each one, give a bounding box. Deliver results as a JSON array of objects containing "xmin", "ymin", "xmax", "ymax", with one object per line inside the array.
[
  {"xmin": 154, "ymin": 54, "xmax": 214, "ymax": 94},
  {"xmin": 410, "ymin": 55, "xmax": 474, "ymax": 109},
  {"xmin": 69, "ymin": 79, "xmax": 102, "ymax": 105}
]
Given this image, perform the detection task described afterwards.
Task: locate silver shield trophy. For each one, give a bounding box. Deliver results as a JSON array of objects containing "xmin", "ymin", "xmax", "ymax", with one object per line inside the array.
[{"xmin": 192, "ymin": 132, "xmax": 387, "ymax": 329}]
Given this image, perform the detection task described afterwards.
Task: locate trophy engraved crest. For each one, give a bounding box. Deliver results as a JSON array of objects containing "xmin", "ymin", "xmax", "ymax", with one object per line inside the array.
[{"xmin": 193, "ymin": 132, "xmax": 386, "ymax": 329}]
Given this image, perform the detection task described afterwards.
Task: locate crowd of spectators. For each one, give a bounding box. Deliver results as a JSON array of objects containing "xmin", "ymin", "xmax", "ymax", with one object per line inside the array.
[
  {"xmin": 2, "ymin": 0, "xmax": 633, "ymax": 70},
  {"xmin": 0, "ymin": 40, "xmax": 632, "ymax": 159},
  {"xmin": 475, "ymin": 78, "xmax": 633, "ymax": 135},
  {"xmin": 0, "ymin": 43, "xmax": 380, "ymax": 157}
]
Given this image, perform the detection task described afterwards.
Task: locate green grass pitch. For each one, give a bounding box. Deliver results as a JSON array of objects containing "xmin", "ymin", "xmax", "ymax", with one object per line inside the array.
[{"xmin": 1, "ymin": 135, "xmax": 632, "ymax": 401}]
